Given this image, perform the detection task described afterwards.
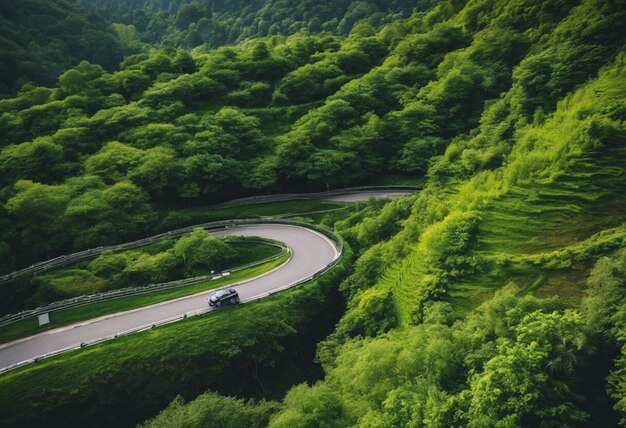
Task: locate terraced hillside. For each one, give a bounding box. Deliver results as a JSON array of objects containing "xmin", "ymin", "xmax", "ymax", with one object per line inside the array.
[
  {"xmin": 364, "ymin": 51, "xmax": 626, "ymax": 330},
  {"xmin": 261, "ymin": 3, "xmax": 626, "ymax": 427}
]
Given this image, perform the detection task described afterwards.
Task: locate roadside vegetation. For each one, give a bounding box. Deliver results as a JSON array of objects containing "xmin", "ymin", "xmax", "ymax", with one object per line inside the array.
[
  {"xmin": 143, "ymin": 0, "xmax": 626, "ymax": 426},
  {"xmin": 157, "ymin": 199, "xmax": 349, "ymax": 231},
  {"xmin": 0, "ymin": 228, "xmax": 282, "ymax": 315},
  {"xmin": 0, "ymin": 253, "xmax": 350, "ymax": 428},
  {"xmin": 1, "ymin": 0, "xmax": 626, "ymax": 426},
  {"xmin": 0, "ymin": 251, "xmax": 289, "ymax": 344}
]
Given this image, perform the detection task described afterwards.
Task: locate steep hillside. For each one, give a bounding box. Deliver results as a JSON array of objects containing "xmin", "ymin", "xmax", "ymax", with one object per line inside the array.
[
  {"xmin": 141, "ymin": 0, "xmax": 626, "ymax": 426},
  {"xmin": 0, "ymin": 0, "xmax": 128, "ymax": 96},
  {"xmin": 262, "ymin": 1, "xmax": 626, "ymax": 426},
  {"xmin": 2, "ymin": 0, "xmax": 626, "ymax": 426},
  {"xmin": 0, "ymin": 0, "xmax": 510, "ymax": 274},
  {"xmin": 81, "ymin": 0, "xmax": 437, "ymax": 49}
]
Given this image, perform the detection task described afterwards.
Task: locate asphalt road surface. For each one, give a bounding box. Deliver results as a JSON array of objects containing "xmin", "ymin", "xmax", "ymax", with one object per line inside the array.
[
  {"xmin": 325, "ymin": 190, "xmax": 415, "ymax": 202},
  {"xmin": 0, "ymin": 224, "xmax": 338, "ymax": 370},
  {"xmin": 0, "ymin": 190, "xmax": 414, "ymax": 371}
]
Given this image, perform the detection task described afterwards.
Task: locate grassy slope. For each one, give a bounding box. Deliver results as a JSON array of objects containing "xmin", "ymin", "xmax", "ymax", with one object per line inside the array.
[
  {"xmin": 0, "ymin": 256, "xmax": 349, "ymax": 428},
  {"xmin": 382, "ymin": 51, "xmax": 626, "ymax": 325}
]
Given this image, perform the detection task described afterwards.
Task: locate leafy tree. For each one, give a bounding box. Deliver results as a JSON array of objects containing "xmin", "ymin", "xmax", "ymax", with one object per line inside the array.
[
  {"xmin": 0, "ymin": 0, "xmax": 126, "ymax": 95},
  {"xmin": 304, "ymin": 149, "xmax": 358, "ymax": 191},
  {"xmin": 0, "ymin": 138, "xmax": 66, "ymax": 186},
  {"xmin": 88, "ymin": 251, "xmax": 130, "ymax": 280},
  {"xmin": 58, "ymin": 61, "xmax": 105, "ymax": 96},
  {"xmin": 85, "ymin": 141, "xmax": 144, "ymax": 183},
  {"xmin": 172, "ymin": 228, "xmax": 236, "ymax": 274},
  {"xmin": 582, "ymin": 249, "xmax": 626, "ymax": 423},
  {"xmin": 243, "ymin": 157, "xmax": 279, "ymax": 193},
  {"xmin": 274, "ymin": 62, "xmax": 345, "ymax": 104},
  {"xmin": 64, "ymin": 181, "xmax": 155, "ymax": 248},
  {"xmin": 128, "ymin": 147, "xmax": 177, "ymax": 200},
  {"xmin": 195, "ymin": 107, "xmax": 267, "ymax": 159},
  {"xmin": 5, "ymin": 180, "xmax": 71, "ymax": 259},
  {"xmin": 464, "ymin": 311, "xmax": 589, "ymax": 427},
  {"xmin": 123, "ymin": 251, "xmax": 178, "ymax": 285},
  {"xmin": 175, "ymin": 4, "xmax": 202, "ymax": 29},
  {"xmin": 269, "ymin": 383, "xmax": 349, "ymax": 428},
  {"xmin": 143, "ymin": 73, "xmax": 224, "ymax": 106},
  {"xmin": 112, "ymin": 69, "xmax": 152, "ymax": 100},
  {"xmin": 396, "ymin": 137, "xmax": 446, "ymax": 174},
  {"xmin": 141, "ymin": 393, "xmax": 279, "ymax": 428}
]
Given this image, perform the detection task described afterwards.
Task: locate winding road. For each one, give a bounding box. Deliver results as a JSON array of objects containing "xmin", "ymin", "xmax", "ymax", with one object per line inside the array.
[{"xmin": 0, "ymin": 189, "xmax": 416, "ymax": 371}]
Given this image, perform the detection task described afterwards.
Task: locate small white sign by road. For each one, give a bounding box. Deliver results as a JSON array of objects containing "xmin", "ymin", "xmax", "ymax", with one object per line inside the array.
[{"xmin": 38, "ymin": 313, "xmax": 50, "ymax": 326}]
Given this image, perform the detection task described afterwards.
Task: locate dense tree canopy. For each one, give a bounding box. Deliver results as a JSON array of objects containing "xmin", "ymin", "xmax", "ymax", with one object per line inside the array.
[
  {"xmin": 81, "ymin": 0, "xmax": 438, "ymax": 49},
  {"xmin": 132, "ymin": 1, "xmax": 626, "ymax": 426},
  {"xmin": 0, "ymin": 0, "xmax": 128, "ymax": 96},
  {"xmin": 2, "ymin": 0, "xmax": 626, "ymax": 426}
]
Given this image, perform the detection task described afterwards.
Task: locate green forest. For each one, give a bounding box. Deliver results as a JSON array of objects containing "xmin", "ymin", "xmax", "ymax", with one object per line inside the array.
[{"xmin": 1, "ymin": 0, "xmax": 626, "ymax": 426}]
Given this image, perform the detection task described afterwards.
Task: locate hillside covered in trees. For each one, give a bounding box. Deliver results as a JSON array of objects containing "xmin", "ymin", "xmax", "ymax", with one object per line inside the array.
[
  {"xmin": 0, "ymin": 0, "xmax": 129, "ymax": 96},
  {"xmin": 81, "ymin": 0, "xmax": 437, "ymax": 49},
  {"xmin": 2, "ymin": 0, "xmax": 626, "ymax": 426}
]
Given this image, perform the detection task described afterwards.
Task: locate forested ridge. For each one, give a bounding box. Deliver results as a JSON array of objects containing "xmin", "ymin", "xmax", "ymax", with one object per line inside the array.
[
  {"xmin": 2, "ymin": 0, "xmax": 626, "ymax": 426},
  {"xmin": 81, "ymin": 0, "xmax": 437, "ymax": 49},
  {"xmin": 0, "ymin": 0, "xmax": 128, "ymax": 96}
]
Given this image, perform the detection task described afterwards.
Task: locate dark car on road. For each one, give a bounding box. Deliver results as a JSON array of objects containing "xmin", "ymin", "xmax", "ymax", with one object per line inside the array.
[{"xmin": 208, "ymin": 288, "xmax": 240, "ymax": 307}]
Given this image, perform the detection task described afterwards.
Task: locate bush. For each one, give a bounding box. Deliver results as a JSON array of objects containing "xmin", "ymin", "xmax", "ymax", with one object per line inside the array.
[{"xmin": 141, "ymin": 393, "xmax": 279, "ymax": 428}]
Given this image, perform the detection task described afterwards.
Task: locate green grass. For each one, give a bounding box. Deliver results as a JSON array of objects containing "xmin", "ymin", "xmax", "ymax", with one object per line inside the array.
[
  {"xmin": 14, "ymin": 237, "xmax": 281, "ymax": 312},
  {"xmin": 0, "ymin": 251, "xmax": 290, "ymax": 344},
  {"xmin": 0, "ymin": 257, "xmax": 348, "ymax": 428},
  {"xmin": 442, "ymin": 142, "xmax": 626, "ymax": 313},
  {"xmin": 381, "ymin": 251, "xmax": 426, "ymax": 328},
  {"xmin": 378, "ymin": 75, "xmax": 626, "ymax": 321},
  {"xmin": 227, "ymin": 240, "xmax": 284, "ymax": 265}
]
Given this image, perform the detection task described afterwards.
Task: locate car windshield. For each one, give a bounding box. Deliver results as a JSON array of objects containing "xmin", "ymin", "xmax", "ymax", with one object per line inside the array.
[{"xmin": 215, "ymin": 289, "xmax": 232, "ymax": 298}]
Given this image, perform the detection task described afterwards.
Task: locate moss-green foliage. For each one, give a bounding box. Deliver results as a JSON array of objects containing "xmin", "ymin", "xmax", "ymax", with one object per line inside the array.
[
  {"xmin": 583, "ymin": 249, "xmax": 626, "ymax": 423},
  {"xmin": 0, "ymin": 255, "xmax": 350, "ymax": 428},
  {"xmin": 265, "ymin": 1, "xmax": 626, "ymax": 425},
  {"xmin": 0, "ymin": 0, "xmax": 128, "ymax": 96},
  {"xmin": 157, "ymin": 199, "xmax": 348, "ymax": 232},
  {"xmin": 140, "ymin": 393, "xmax": 279, "ymax": 428},
  {"xmin": 271, "ymin": 287, "xmax": 600, "ymax": 427},
  {"xmin": 81, "ymin": 0, "xmax": 437, "ymax": 49}
]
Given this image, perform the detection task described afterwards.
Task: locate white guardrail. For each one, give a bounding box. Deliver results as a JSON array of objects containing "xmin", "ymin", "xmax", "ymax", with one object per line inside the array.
[
  {"xmin": 212, "ymin": 185, "xmax": 421, "ymax": 208},
  {"xmin": 0, "ymin": 185, "xmax": 414, "ymax": 286},
  {"xmin": 0, "ymin": 236, "xmax": 287, "ymax": 328},
  {"xmin": 0, "ymin": 219, "xmax": 343, "ymax": 375}
]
